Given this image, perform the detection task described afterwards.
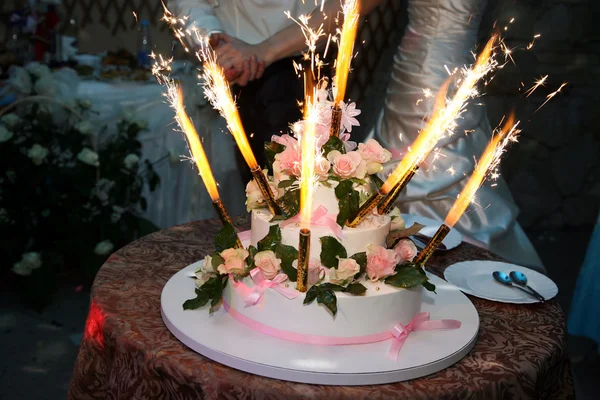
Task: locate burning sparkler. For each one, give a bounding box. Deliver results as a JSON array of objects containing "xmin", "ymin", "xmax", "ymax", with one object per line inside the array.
[
  {"xmin": 414, "ymin": 114, "xmax": 520, "ymax": 265},
  {"xmin": 524, "ymin": 75, "xmax": 548, "ymax": 97},
  {"xmin": 347, "ymin": 34, "xmax": 499, "ymax": 228},
  {"xmin": 330, "ymin": 0, "xmax": 360, "ymax": 137},
  {"xmin": 535, "ymin": 82, "xmax": 568, "ymax": 113},
  {"xmin": 170, "ymin": 84, "xmax": 242, "ymax": 248},
  {"xmin": 296, "ymin": 94, "xmax": 320, "ymax": 292}
]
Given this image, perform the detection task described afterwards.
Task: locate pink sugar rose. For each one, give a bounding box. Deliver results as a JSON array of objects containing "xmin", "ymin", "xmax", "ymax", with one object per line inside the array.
[
  {"xmin": 394, "ymin": 239, "xmax": 418, "ymax": 264},
  {"xmin": 254, "ymin": 250, "xmax": 282, "ymax": 280},
  {"xmin": 217, "ymin": 248, "xmax": 249, "ymax": 275},
  {"xmin": 358, "ymin": 139, "xmax": 392, "ymax": 164},
  {"xmin": 327, "ymin": 150, "xmax": 367, "ymax": 179},
  {"xmin": 293, "ymin": 258, "xmax": 324, "ymax": 285},
  {"xmin": 366, "ymin": 244, "xmax": 399, "ymax": 281},
  {"xmin": 315, "ymin": 157, "xmax": 331, "ymax": 178},
  {"xmin": 275, "ymin": 146, "xmax": 302, "ymax": 177}
]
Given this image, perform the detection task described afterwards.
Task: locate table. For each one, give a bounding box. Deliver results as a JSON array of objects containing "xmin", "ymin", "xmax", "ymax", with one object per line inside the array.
[{"xmin": 68, "ymin": 219, "xmax": 574, "ymax": 399}]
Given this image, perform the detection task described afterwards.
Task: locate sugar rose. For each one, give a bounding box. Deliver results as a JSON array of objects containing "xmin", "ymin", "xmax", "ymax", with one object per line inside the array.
[
  {"xmin": 358, "ymin": 139, "xmax": 392, "ymax": 164},
  {"xmin": 245, "ymin": 175, "xmax": 278, "ymax": 211},
  {"xmin": 275, "ymin": 146, "xmax": 301, "ymax": 177},
  {"xmin": 366, "ymin": 244, "xmax": 399, "ymax": 281},
  {"xmin": 389, "ymin": 208, "xmax": 406, "ymax": 231},
  {"xmin": 327, "ymin": 150, "xmax": 367, "ymax": 179},
  {"xmin": 329, "ymin": 258, "xmax": 360, "ymax": 285},
  {"xmin": 394, "ymin": 239, "xmax": 418, "ymax": 264},
  {"xmin": 254, "ymin": 250, "xmax": 282, "ymax": 280},
  {"xmin": 217, "ymin": 248, "xmax": 249, "ymax": 275},
  {"xmin": 195, "ymin": 255, "xmax": 216, "ymax": 287},
  {"xmin": 293, "ymin": 258, "xmax": 324, "ymax": 285}
]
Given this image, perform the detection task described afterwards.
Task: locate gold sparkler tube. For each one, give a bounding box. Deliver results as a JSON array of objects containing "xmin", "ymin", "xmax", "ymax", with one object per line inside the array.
[
  {"xmin": 329, "ymin": 104, "xmax": 342, "ymax": 137},
  {"xmin": 251, "ymin": 166, "xmax": 282, "ymax": 215},
  {"xmin": 346, "ymin": 189, "xmax": 386, "ymax": 228},
  {"xmin": 413, "ymin": 224, "xmax": 451, "ymax": 265},
  {"xmin": 212, "ymin": 199, "xmax": 243, "ymax": 249},
  {"xmin": 377, "ymin": 166, "xmax": 419, "ymax": 215},
  {"xmin": 296, "ymin": 229, "xmax": 310, "ymax": 292}
]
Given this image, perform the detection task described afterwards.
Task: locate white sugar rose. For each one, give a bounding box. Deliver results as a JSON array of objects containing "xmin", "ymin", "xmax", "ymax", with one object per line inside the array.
[
  {"xmin": 315, "ymin": 157, "xmax": 331, "ymax": 179},
  {"xmin": 27, "ymin": 144, "xmax": 49, "ymax": 165},
  {"xmin": 94, "ymin": 240, "xmax": 114, "ymax": 256},
  {"xmin": 254, "ymin": 250, "xmax": 282, "ymax": 280},
  {"xmin": 195, "ymin": 255, "xmax": 216, "ymax": 286},
  {"xmin": 74, "ymin": 120, "xmax": 94, "ymax": 135},
  {"xmin": 0, "ymin": 126, "xmax": 14, "ymax": 143},
  {"xmin": 327, "ymin": 150, "xmax": 367, "ymax": 179},
  {"xmin": 366, "ymin": 162, "xmax": 383, "ymax": 175},
  {"xmin": 329, "ymin": 258, "xmax": 360, "ymax": 285},
  {"xmin": 2, "ymin": 113, "xmax": 21, "ymax": 128},
  {"xmin": 245, "ymin": 173, "xmax": 278, "ymax": 212},
  {"xmin": 77, "ymin": 148, "xmax": 100, "ymax": 167},
  {"xmin": 389, "ymin": 207, "xmax": 405, "ymax": 231},
  {"xmin": 217, "ymin": 248, "xmax": 249, "ymax": 275},
  {"xmin": 358, "ymin": 139, "xmax": 392, "ymax": 164},
  {"xmin": 124, "ymin": 153, "xmax": 140, "ymax": 169},
  {"xmin": 395, "ymin": 239, "xmax": 418, "ymax": 263}
]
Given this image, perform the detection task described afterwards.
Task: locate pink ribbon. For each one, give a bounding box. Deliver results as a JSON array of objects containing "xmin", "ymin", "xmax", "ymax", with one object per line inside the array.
[
  {"xmin": 223, "ymin": 299, "xmax": 461, "ymax": 360},
  {"xmin": 280, "ymin": 205, "xmax": 342, "ymax": 238},
  {"xmin": 243, "ymin": 269, "xmax": 299, "ymax": 307}
]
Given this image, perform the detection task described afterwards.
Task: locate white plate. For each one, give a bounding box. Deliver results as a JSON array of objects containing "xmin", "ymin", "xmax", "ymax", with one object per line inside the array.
[
  {"xmin": 444, "ymin": 260, "xmax": 558, "ymax": 304},
  {"xmin": 401, "ymin": 214, "xmax": 463, "ymax": 251}
]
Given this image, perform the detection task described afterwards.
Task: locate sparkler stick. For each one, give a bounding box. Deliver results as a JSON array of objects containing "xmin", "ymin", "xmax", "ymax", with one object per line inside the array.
[
  {"xmin": 376, "ymin": 166, "xmax": 419, "ymax": 215},
  {"xmin": 347, "ymin": 35, "xmax": 498, "ymax": 228},
  {"xmin": 414, "ymin": 114, "xmax": 520, "ymax": 266},
  {"xmin": 172, "ymin": 86, "xmax": 242, "ymax": 248},
  {"xmin": 330, "ymin": 0, "xmax": 360, "ymax": 137},
  {"xmin": 296, "ymin": 91, "xmax": 319, "ymax": 292}
]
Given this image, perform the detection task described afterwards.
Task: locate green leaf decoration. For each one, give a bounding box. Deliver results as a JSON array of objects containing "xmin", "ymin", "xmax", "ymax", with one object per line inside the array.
[
  {"xmin": 322, "ymin": 136, "xmax": 346, "ymax": 157},
  {"xmin": 257, "ymin": 225, "xmax": 282, "ymax": 252},
  {"xmin": 349, "ymin": 177, "xmax": 368, "ymax": 186},
  {"xmin": 343, "ymin": 282, "xmax": 367, "ymax": 296},
  {"xmin": 422, "ymin": 280, "xmax": 437, "ymax": 293},
  {"xmin": 183, "ymin": 291, "xmax": 210, "ymax": 310},
  {"xmin": 385, "ymin": 265, "xmax": 428, "ymax": 289},
  {"xmin": 245, "ymin": 245, "xmax": 258, "ymax": 271},
  {"xmin": 277, "ymin": 179, "xmax": 297, "ymax": 189},
  {"xmin": 334, "ymin": 180, "xmax": 360, "ymax": 227},
  {"xmin": 277, "ymin": 188, "xmax": 300, "ymax": 219},
  {"xmin": 304, "ymin": 285, "xmax": 320, "ymax": 305},
  {"xmin": 370, "ymin": 174, "xmax": 384, "ymax": 191},
  {"xmin": 182, "ymin": 275, "xmax": 229, "ymax": 311},
  {"xmin": 317, "ymin": 289, "xmax": 338, "ymax": 316},
  {"xmin": 318, "ymin": 282, "xmax": 345, "ymax": 291},
  {"xmin": 275, "ymin": 242, "xmax": 298, "ymax": 282},
  {"xmin": 350, "ymin": 252, "xmax": 367, "ymax": 276},
  {"xmin": 265, "ymin": 141, "xmax": 285, "ymax": 172},
  {"xmin": 269, "ymin": 214, "xmax": 287, "ymax": 222},
  {"xmin": 320, "ymin": 236, "xmax": 347, "ymax": 268},
  {"xmin": 215, "ymin": 223, "xmax": 239, "ymax": 252},
  {"xmin": 211, "ymin": 253, "xmax": 225, "ymax": 270}
]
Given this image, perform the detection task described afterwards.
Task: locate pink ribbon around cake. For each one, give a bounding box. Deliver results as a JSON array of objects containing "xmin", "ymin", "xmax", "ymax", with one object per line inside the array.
[
  {"xmin": 233, "ymin": 269, "xmax": 300, "ymax": 307},
  {"xmin": 280, "ymin": 205, "xmax": 342, "ymax": 238},
  {"xmin": 222, "ymin": 298, "xmax": 461, "ymax": 360}
]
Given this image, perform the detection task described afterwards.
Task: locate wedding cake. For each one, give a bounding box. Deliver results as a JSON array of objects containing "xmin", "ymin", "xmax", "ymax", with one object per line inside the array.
[{"xmin": 183, "ymin": 95, "xmax": 436, "ymax": 340}]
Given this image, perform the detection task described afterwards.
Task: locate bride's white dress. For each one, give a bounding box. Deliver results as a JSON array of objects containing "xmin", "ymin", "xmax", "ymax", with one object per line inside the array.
[{"xmin": 373, "ymin": 0, "xmax": 544, "ymax": 270}]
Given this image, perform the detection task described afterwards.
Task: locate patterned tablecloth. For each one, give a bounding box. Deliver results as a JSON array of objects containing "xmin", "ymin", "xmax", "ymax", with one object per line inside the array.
[{"xmin": 68, "ymin": 218, "xmax": 574, "ymax": 399}]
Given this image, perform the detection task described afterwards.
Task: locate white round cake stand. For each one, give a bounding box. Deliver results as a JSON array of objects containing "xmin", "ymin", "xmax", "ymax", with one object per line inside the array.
[{"xmin": 161, "ymin": 262, "xmax": 479, "ymax": 386}]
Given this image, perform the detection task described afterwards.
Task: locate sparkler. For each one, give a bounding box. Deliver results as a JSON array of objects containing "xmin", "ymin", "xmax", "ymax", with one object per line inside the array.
[
  {"xmin": 347, "ymin": 35, "xmax": 498, "ymax": 228},
  {"xmin": 376, "ymin": 166, "xmax": 419, "ymax": 215},
  {"xmin": 169, "ymin": 84, "xmax": 242, "ymax": 248},
  {"xmin": 414, "ymin": 114, "xmax": 520, "ymax": 265},
  {"xmin": 535, "ymin": 82, "xmax": 568, "ymax": 112},
  {"xmin": 296, "ymin": 92, "xmax": 319, "ymax": 292},
  {"xmin": 524, "ymin": 75, "xmax": 548, "ymax": 97},
  {"xmin": 330, "ymin": 0, "xmax": 360, "ymax": 137}
]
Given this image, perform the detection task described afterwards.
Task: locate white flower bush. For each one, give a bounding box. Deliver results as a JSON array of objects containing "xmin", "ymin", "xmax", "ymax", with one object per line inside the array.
[
  {"xmin": 77, "ymin": 148, "xmax": 100, "ymax": 167},
  {"xmin": 94, "ymin": 240, "xmax": 114, "ymax": 256},
  {"xmin": 11, "ymin": 252, "xmax": 42, "ymax": 276},
  {"xmin": 27, "ymin": 144, "xmax": 49, "ymax": 165},
  {"xmin": 124, "ymin": 154, "xmax": 140, "ymax": 169},
  {"xmin": 0, "ymin": 126, "xmax": 14, "ymax": 143}
]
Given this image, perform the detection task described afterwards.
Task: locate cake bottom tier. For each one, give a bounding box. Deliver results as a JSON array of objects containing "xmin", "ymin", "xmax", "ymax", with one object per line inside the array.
[{"xmin": 222, "ymin": 276, "xmax": 423, "ymax": 338}]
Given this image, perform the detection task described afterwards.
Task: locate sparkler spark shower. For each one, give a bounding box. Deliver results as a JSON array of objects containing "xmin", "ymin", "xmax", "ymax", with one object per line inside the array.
[{"xmin": 414, "ymin": 113, "xmax": 520, "ymax": 265}]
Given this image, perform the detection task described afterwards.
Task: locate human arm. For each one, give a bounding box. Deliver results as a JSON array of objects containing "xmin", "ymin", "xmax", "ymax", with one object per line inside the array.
[{"xmin": 215, "ymin": 0, "xmax": 383, "ymax": 71}]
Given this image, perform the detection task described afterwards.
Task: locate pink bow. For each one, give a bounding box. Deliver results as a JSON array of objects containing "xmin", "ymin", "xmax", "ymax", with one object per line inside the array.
[
  {"xmin": 280, "ymin": 205, "xmax": 342, "ymax": 238},
  {"xmin": 388, "ymin": 312, "xmax": 462, "ymax": 360},
  {"xmin": 244, "ymin": 268, "xmax": 299, "ymax": 307}
]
